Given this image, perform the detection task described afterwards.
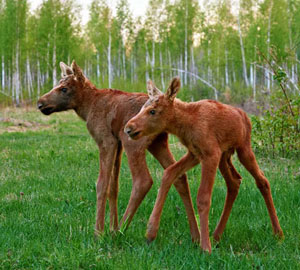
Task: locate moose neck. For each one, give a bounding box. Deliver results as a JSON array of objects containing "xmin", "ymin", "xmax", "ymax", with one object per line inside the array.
[
  {"xmin": 74, "ymin": 81, "xmax": 98, "ymax": 121},
  {"xmin": 165, "ymin": 99, "xmax": 194, "ymax": 141}
]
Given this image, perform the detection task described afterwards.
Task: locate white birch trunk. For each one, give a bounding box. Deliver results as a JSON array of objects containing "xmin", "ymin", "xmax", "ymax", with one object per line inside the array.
[
  {"xmin": 180, "ymin": 54, "xmax": 183, "ymax": 79},
  {"xmin": 37, "ymin": 59, "xmax": 41, "ymax": 97},
  {"xmin": 151, "ymin": 40, "xmax": 155, "ymax": 78},
  {"xmin": 1, "ymin": 55, "xmax": 5, "ymax": 90},
  {"xmin": 168, "ymin": 49, "xmax": 172, "ymax": 78},
  {"xmin": 159, "ymin": 44, "xmax": 165, "ymax": 89},
  {"xmin": 237, "ymin": 16, "xmax": 249, "ymax": 87},
  {"xmin": 145, "ymin": 41, "xmax": 149, "ymax": 81},
  {"xmin": 15, "ymin": 41, "xmax": 20, "ymax": 106},
  {"xmin": 108, "ymin": 27, "xmax": 112, "ymax": 88},
  {"xmin": 131, "ymin": 54, "xmax": 134, "ymax": 83},
  {"xmin": 266, "ymin": 1, "xmax": 272, "ymax": 93},
  {"xmin": 191, "ymin": 46, "xmax": 196, "ymax": 85},
  {"xmin": 184, "ymin": 0, "xmax": 188, "ymax": 85},
  {"xmin": 46, "ymin": 41, "xmax": 49, "ymax": 82},
  {"xmin": 250, "ymin": 64, "xmax": 253, "ymax": 87},
  {"xmin": 52, "ymin": 42, "xmax": 57, "ymax": 87},
  {"xmin": 97, "ymin": 51, "xmax": 100, "ymax": 83},
  {"xmin": 122, "ymin": 48, "xmax": 126, "ymax": 80},
  {"xmin": 253, "ymin": 62, "xmax": 256, "ymax": 100},
  {"xmin": 26, "ymin": 57, "xmax": 33, "ymax": 99},
  {"xmin": 225, "ymin": 49, "xmax": 229, "ymax": 86}
]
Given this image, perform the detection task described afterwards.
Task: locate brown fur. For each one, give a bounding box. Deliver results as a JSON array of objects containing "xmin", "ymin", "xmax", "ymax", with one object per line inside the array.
[
  {"xmin": 37, "ymin": 62, "xmax": 200, "ymax": 241},
  {"xmin": 125, "ymin": 77, "xmax": 283, "ymax": 253}
]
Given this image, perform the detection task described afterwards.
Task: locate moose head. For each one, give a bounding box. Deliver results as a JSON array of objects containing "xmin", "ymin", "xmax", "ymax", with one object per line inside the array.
[{"xmin": 37, "ymin": 61, "xmax": 86, "ymax": 115}]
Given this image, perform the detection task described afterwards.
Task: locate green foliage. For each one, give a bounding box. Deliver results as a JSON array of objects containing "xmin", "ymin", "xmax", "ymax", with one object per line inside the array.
[
  {"xmin": 0, "ymin": 0, "xmax": 300, "ymax": 106},
  {"xmin": 0, "ymin": 109, "xmax": 300, "ymax": 269},
  {"xmin": 251, "ymin": 92, "xmax": 300, "ymax": 158}
]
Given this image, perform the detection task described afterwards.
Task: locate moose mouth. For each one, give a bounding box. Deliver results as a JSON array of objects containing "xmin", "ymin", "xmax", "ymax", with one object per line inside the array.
[
  {"xmin": 129, "ymin": 130, "xmax": 141, "ymax": 139},
  {"xmin": 40, "ymin": 106, "xmax": 55, "ymax": 115}
]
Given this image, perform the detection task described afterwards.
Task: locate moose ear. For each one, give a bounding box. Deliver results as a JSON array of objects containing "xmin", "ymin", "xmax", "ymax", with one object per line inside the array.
[
  {"xmin": 166, "ymin": 77, "xmax": 181, "ymax": 102},
  {"xmin": 71, "ymin": 60, "xmax": 85, "ymax": 85},
  {"xmin": 147, "ymin": 80, "xmax": 162, "ymax": 99},
  {"xmin": 60, "ymin": 62, "xmax": 73, "ymax": 77}
]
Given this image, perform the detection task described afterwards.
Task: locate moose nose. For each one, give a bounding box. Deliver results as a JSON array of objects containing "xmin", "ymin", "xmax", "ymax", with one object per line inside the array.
[
  {"xmin": 37, "ymin": 102, "xmax": 44, "ymax": 110},
  {"xmin": 124, "ymin": 126, "xmax": 132, "ymax": 135}
]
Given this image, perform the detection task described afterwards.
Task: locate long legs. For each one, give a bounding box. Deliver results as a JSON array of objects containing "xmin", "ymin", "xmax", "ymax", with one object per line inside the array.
[
  {"xmin": 119, "ymin": 149, "xmax": 153, "ymax": 228},
  {"xmin": 146, "ymin": 152, "xmax": 199, "ymax": 242},
  {"xmin": 237, "ymin": 145, "xmax": 283, "ymax": 237},
  {"xmin": 108, "ymin": 141, "xmax": 123, "ymax": 231},
  {"xmin": 148, "ymin": 133, "xmax": 200, "ymax": 242},
  {"xmin": 213, "ymin": 151, "xmax": 242, "ymax": 241},
  {"xmin": 196, "ymin": 150, "xmax": 221, "ymax": 252},
  {"xmin": 95, "ymin": 139, "xmax": 119, "ymax": 234}
]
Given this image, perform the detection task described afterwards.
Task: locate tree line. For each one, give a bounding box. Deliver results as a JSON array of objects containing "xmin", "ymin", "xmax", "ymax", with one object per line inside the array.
[{"xmin": 0, "ymin": 0, "xmax": 299, "ymax": 106}]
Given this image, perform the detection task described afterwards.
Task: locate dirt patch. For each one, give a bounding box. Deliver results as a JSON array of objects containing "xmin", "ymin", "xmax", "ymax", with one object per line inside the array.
[{"xmin": 0, "ymin": 117, "xmax": 51, "ymax": 134}]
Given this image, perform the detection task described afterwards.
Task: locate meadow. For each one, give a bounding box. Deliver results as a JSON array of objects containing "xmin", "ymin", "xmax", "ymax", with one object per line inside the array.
[{"xmin": 0, "ymin": 107, "xmax": 299, "ymax": 269}]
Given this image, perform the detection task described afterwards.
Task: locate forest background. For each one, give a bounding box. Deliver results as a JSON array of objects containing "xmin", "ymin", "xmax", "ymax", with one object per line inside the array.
[{"xmin": 0, "ymin": 0, "xmax": 299, "ymax": 156}]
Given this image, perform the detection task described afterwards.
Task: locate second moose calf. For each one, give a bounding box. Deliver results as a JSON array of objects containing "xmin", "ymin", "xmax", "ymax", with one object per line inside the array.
[{"xmin": 125, "ymin": 77, "xmax": 283, "ymax": 253}]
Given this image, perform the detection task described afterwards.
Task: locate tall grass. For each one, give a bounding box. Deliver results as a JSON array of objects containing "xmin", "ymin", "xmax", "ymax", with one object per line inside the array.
[{"xmin": 0, "ymin": 108, "xmax": 299, "ymax": 269}]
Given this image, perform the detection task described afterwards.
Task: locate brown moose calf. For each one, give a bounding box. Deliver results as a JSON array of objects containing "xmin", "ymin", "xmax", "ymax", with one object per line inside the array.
[
  {"xmin": 125, "ymin": 77, "xmax": 283, "ymax": 253},
  {"xmin": 37, "ymin": 61, "xmax": 200, "ymax": 241}
]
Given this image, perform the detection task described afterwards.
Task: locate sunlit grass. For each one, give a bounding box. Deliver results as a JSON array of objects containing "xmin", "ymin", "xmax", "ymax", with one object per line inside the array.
[{"xmin": 0, "ymin": 108, "xmax": 299, "ymax": 269}]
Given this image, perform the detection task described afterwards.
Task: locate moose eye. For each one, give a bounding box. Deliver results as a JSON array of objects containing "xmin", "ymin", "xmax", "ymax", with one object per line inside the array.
[
  {"xmin": 61, "ymin": 88, "xmax": 67, "ymax": 93},
  {"xmin": 149, "ymin": 110, "xmax": 156, "ymax": 115}
]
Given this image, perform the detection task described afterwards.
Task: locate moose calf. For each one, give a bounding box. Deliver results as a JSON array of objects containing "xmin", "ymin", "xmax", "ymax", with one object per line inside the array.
[
  {"xmin": 125, "ymin": 77, "xmax": 283, "ymax": 253},
  {"xmin": 37, "ymin": 62, "xmax": 200, "ymax": 241}
]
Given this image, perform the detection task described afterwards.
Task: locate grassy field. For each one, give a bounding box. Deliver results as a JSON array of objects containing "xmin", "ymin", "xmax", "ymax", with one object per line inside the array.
[{"xmin": 0, "ymin": 107, "xmax": 300, "ymax": 270}]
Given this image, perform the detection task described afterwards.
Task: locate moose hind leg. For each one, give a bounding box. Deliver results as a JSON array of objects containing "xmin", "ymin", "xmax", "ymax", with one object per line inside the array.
[
  {"xmin": 237, "ymin": 146, "xmax": 283, "ymax": 238},
  {"xmin": 213, "ymin": 151, "xmax": 242, "ymax": 242},
  {"xmin": 108, "ymin": 142, "xmax": 123, "ymax": 231},
  {"xmin": 119, "ymin": 151, "xmax": 153, "ymax": 229}
]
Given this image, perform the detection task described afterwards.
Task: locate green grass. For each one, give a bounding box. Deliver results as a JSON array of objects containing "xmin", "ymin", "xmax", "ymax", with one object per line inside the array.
[{"xmin": 0, "ymin": 108, "xmax": 300, "ymax": 269}]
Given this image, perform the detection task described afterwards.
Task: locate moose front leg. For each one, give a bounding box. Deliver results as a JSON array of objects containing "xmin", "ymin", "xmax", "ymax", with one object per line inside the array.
[
  {"xmin": 108, "ymin": 142, "xmax": 123, "ymax": 232},
  {"xmin": 148, "ymin": 134, "xmax": 200, "ymax": 243},
  {"xmin": 146, "ymin": 152, "xmax": 199, "ymax": 242},
  {"xmin": 196, "ymin": 151, "xmax": 220, "ymax": 253},
  {"xmin": 95, "ymin": 140, "xmax": 118, "ymax": 236}
]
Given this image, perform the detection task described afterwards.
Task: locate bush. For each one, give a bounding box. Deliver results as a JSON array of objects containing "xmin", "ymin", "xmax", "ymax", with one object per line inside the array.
[{"xmin": 250, "ymin": 92, "xmax": 300, "ymax": 158}]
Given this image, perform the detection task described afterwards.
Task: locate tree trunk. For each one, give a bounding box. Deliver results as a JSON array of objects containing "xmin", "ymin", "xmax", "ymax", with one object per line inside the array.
[
  {"xmin": 15, "ymin": 40, "xmax": 20, "ymax": 106},
  {"xmin": 184, "ymin": 0, "xmax": 188, "ymax": 85},
  {"xmin": 266, "ymin": 1, "xmax": 273, "ymax": 93},
  {"xmin": 191, "ymin": 45, "xmax": 196, "ymax": 85},
  {"xmin": 151, "ymin": 39, "xmax": 155, "ymax": 78},
  {"xmin": 1, "ymin": 55, "xmax": 5, "ymax": 91},
  {"xmin": 37, "ymin": 59, "xmax": 41, "ymax": 97},
  {"xmin": 131, "ymin": 53, "xmax": 134, "ymax": 83},
  {"xmin": 122, "ymin": 47, "xmax": 126, "ymax": 80},
  {"xmin": 159, "ymin": 44, "xmax": 165, "ymax": 89},
  {"xmin": 145, "ymin": 41, "xmax": 149, "ymax": 81},
  {"xmin": 108, "ymin": 27, "xmax": 112, "ymax": 88},
  {"xmin": 97, "ymin": 51, "xmax": 100, "ymax": 84},
  {"xmin": 225, "ymin": 49, "xmax": 229, "ymax": 86},
  {"xmin": 26, "ymin": 56, "xmax": 33, "ymax": 99},
  {"xmin": 237, "ymin": 16, "xmax": 249, "ymax": 87},
  {"xmin": 52, "ymin": 42, "xmax": 57, "ymax": 87}
]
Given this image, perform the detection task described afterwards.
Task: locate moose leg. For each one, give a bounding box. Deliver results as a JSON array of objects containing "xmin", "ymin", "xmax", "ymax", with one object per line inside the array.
[
  {"xmin": 237, "ymin": 146, "xmax": 283, "ymax": 237},
  {"xmin": 148, "ymin": 134, "xmax": 200, "ymax": 242},
  {"xmin": 213, "ymin": 151, "xmax": 242, "ymax": 241},
  {"xmin": 119, "ymin": 151, "xmax": 153, "ymax": 229},
  {"xmin": 146, "ymin": 152, "xmax": 199, "ymax": 242},
  {"xmin": 108, "ymin": 142, "xmax": 123, "ymax": 231},
  {"xmin": 95, "ymin": 140, "xmax": 118, "ymax": 235},
  {"xmin": 196, "ymin": 151, "xmax": 221, "ymax": 253}
]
